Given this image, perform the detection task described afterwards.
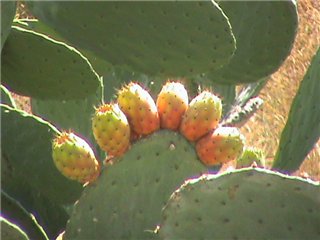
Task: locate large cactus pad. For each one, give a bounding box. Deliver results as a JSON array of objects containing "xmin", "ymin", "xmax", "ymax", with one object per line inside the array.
[
  {"xmin": 206, "ymin": 1, "xmax": 298, "ymax": 84},
  {"xmin": 26, "ymin": 1, "xmax": 235, "ymax": 78},
  {"xmin": 1, "ymin": 26, "xmax": 101, "ymax": 100},
  {"xmin": 64, "ymin": 130, "xmax": 208, "ymax": 239},
  {"xmin": 159, "ymin": 168, "xmax": 320, "ymax": 239}
]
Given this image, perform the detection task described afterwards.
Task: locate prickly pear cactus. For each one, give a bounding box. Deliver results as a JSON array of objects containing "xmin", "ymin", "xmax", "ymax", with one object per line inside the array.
[
  {"xmin": 0, "ymin": 1, "xmax": 16, "ymax": 50},
  {"xmin": 159, "ymin": 168, "xmax": 320, "ymax": 239},
  {"xmin": 206, "ymin": 1, "xmax": 298, "ymax": 84},
  {"xmin": 1, "ymin": 104, "xmax": 83, "ymax": 238},
  {"xmin": 1, "ymin": 85, "xmax": 16, "ymax": 108},
  {"xmin": 64, "ymin": 130, "xmax": 208, "ymax": 239},
  {"xmin": 1, "ymin": 26, "xmax": 101, "ymax": 100},
  {"xmin": 1, "ymin": 191, "xmax": 48, "ymax": 240},
  {"xmin": 26, "ymin": 1, "xmax": 236, "ymax": 78},
  {"xmin": 1, "ymin": 217, "xmax": 29, "ymax": 240}
]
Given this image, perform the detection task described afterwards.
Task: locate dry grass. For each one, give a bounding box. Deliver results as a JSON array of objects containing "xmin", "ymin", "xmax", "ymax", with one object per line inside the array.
[
  {"xmin": 239, "ymin": 0, "xmax": 320, "ymax": 180},
  {"xmin": 10, "ymin": 1, "xmax": 320, "ymax": 180}
]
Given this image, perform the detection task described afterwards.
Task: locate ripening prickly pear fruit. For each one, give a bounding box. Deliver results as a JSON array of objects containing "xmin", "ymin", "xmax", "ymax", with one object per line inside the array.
[
  {"xmin": 92, "ymin": 103, "xmax": 130, "ymax": 157},
  {"xmin": 117, "ymin": 82, "xmax": 160, "ymax": 136},
  {"xmin": 180, "ymin": 91, "xmax": 222, "ymax": 141},
  {"xmin": 156, "ymin": 81, "xmax": 188, "ymax": 130},
  {"xmin": 52, "ymin": 131, "xmax": 100, "ymax": 184},
  {"xmin": 236, "ymin": 147, "xmax": 266, "ymax": 169},
  {"xmin": 196, "ymin": 127, "xmax": 245, "ymax": 166}
]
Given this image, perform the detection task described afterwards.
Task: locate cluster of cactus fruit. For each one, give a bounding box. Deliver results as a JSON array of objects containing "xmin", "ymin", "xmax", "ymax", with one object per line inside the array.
[
  {"xmin": 1, "ymin": 1, "xmax": 319, "ymax": 240},
  {"xmin": 52, "ymin": 81, "xmax": 245, "ymax": 184}
]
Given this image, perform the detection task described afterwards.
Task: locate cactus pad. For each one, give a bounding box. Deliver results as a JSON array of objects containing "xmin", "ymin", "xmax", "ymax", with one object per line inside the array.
[
  {"xmin": 1, "ymin": 104, "xmax": 83, "ymax": 205},
  {"xmin": 64, "ymin": 130, "xmax": 208, "ymax": 239},
  {"xmin": 1, "ymin": 217, "xmax": 29, "ymax": 240},
  {"xmin": 1, "ymin": 85, "xmax": 16, "ymax": 107},
  {"xmin": 159, "ymin": 168, "xmax": 320, "ymax": 239},
  {"xmin": 1, "ymin": 1, "xmax": 16, "ymax": 51},
  {"xmin": 1, "ymin": 26, "xmax": 101, "ymax": 100},
  {"xmin": 206, "ymin": 1, "xmax": 298, "ymax": 84},
  {"xmin": 26, "ymin": 1, "xmax": 235, "ymax": 77},
  {"xmin": 1, "ymin": 191, "xmax": 48, "ymax": 240}
]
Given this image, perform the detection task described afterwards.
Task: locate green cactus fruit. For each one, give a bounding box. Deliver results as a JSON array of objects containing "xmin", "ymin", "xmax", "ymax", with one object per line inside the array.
[
  {"xmin": 236, "ymin": 147, "xmax": 266, "ymax": 168},
  {"xmin": 159, "ymin": 168, "xmax": 320, "ymax": 239},
  {"xmin": 117, "ymin": 82, "xmax": 160, "ymax": 136},
  {"xmin": 196, "ymin": 127, "xmax": 245, "ymax": 166},
  {"xmin": 180, "ymin": 91, "xmax": 222, "ymax": 141},
  {"xmin": 92, "ymin": 103, "xmax": 130, "ymax": 157},
  {"xmin": 52, "ymin": 131, "xmax": 101, "ymax": 184},
  {"xmin": 156, "ymin": 81, "xmax": 189, "ymax": 130}
]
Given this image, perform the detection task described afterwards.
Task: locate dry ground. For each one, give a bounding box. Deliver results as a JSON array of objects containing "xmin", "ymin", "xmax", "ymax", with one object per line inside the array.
[{"xmin": 10, "ymin": 1, "xmax": 320, "ymax": 180}]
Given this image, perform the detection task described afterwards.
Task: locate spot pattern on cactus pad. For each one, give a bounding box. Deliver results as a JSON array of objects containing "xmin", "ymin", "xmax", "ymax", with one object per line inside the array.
[
  {"xmin": 1, "ymin": 26, "xmax": 101, "ymax": 100},
  {"xmin": 159, "ymin": 168, "xmax": 320, "ymax": 239},
  {"xmin": 26, "ymin": 1, "xmax": 235, "ymax": 77},
  {"xmin": 64, "ymin": 130, "xmax": 208, "ymax": 240}
]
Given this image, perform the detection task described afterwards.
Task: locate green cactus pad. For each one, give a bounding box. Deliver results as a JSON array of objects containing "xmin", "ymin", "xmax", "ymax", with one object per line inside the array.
[
  {"xmin": 1, "ymin": 85, "xmax": 16, "ymax": 107},
  {"xmin": 1, "ymin": 217, "xmax": 29, "ymax": 240},
  {"xmin": 273, "ymin": 48, "xmax": 320, "ymax": 172},
  {"xmin": 1, "ymin": 1, "xmax": 16, "ymax": 51},
  {"xmin": 64, "ymin": 130, "xmax": 208, "ymax": 240},
  {"xmin": 159, "ymin": 168, "xmax": 320, "ymax": 239},
  {"xmin": 205, "ymin": 1, "xmax": 298, "ymax": 84},
  {"xmin": 1, "ymin": 104, "xmax": 83, "ymax": 204},
  {"xmin": 1, "ymin": 26, "xmax": 101, "ymax": 100},
  {"xmin": 26, "ymin": 1, "xmax": 235, "ymax": 77},
  {"xmin": 2, "ymin": 148, "xmax": 69, "ymax": 239},
  {"xmin": 1, "ymin": 104, "xmax": 83, "ymax": 238},
  {"xmin": 12, "ymin": 19, "xmax": 169, "ymax": 102},
  {"xmin": 1, "ymin": 191, "xmax": 48, "ymax": 240}
]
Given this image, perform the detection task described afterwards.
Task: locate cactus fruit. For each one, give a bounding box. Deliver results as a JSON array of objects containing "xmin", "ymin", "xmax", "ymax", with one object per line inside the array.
[
  {"xmin": 180, "ymin": 91, "xmax": 222, "ymax": 141},
  {"xmin": 52, "ymin": 131, "xmax": 100, "ymax": 184},
  {"xmin": 196, "ymin": 127, "xmax": 245, "ymax": 166},
  {"xmin": 92, "ymin": 103, "xmax": 130, "ymax": 157},
  {"xmin": 117, "ymin": 82, "xmax": 160, "ymax": 136},
  {"xmin": 156, "ymin": 81, "xmax": 188, "ymax": 130},
  {"xmin": 236, "ymin": 147, "xmax": 266, "ymax": 168}
]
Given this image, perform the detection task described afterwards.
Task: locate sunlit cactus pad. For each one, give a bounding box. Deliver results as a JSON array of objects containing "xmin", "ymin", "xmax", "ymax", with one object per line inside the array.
[
  {"xmin": 159, "ymin": 168, "xmax": 320, "ymax": 239},
  {"xmin": 64, "ymin": 130, "xmax": 208, "ymax": 239},
  {"xmin": 26, "ymin": 1, "xmax": 235, "ymax": 77},
  {"xmin": 206, "ymin": 1, "xmax": 298, "ymax": 84},
  {"xmin": 1, "ymin": 26, "xmax": 101, "ymax": 100}
]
